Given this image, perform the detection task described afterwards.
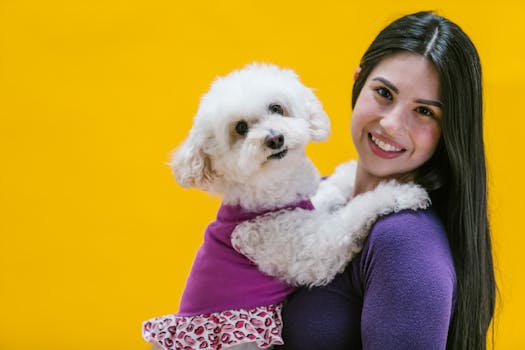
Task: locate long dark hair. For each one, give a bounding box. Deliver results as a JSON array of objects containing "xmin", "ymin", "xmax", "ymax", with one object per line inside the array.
[{"xmin": 351, "ymin": 11, "xmax": 496, "ymax": 350}]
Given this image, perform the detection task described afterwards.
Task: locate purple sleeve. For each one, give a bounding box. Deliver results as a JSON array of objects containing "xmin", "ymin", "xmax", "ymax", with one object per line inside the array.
[
  {"xmin": 278, "ymin": 210, "xmax": 455, "ymax": 350},
  {"xmin": 359, "ymin": 210, "xmax": 456, "ymax": 349}
]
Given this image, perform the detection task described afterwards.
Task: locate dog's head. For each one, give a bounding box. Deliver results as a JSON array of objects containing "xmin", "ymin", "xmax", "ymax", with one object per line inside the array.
[{"xmin": 171, "ymin": 63, "xmax": 331, "ymax": 193}]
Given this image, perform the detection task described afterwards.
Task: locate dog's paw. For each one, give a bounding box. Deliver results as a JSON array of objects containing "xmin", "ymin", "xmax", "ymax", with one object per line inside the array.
[
  {"xmin": 377, "ymin": 180, "xmax": 431, "ymax": 211},
  {"xmin": 312, "ymin": 160, "xmax": 357, "ymax": 211},
  {"xmin": 327, "ymin": 160, "xmax": 357, "ymax": 198},
  {"xmin": 231, "ymin": 222, "xmax": 258, "ymax": 259}
]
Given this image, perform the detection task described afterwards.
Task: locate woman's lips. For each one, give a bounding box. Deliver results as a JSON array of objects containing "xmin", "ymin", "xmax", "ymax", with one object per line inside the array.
[{"xmin": 368, "ymin": 132, "xmax": 406, "ymax": 159}]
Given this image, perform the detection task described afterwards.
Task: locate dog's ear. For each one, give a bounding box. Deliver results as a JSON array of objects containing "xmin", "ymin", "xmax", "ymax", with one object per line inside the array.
[
  {"xmin": 304, "ymin": 88, "xmax": 331, "ymax": 142},
  {"xmin": 170, "ymin": 131, "xmax": 215, "ymax": 190}
]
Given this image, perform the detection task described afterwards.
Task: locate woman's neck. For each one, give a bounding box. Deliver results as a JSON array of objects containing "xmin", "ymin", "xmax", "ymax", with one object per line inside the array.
[
  {"xmin": 353, "ymin": 161, "xmax": 415, "ymax": 197},
  {"xmin": 353, "ymin": 163, "xmax": 381, "ymax": 197}
]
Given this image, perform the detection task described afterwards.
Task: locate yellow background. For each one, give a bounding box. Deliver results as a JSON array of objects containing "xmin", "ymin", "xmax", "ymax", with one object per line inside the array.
[{"xmin": 1, "ymin": 0, "xmax": 523, "ymax": 349}]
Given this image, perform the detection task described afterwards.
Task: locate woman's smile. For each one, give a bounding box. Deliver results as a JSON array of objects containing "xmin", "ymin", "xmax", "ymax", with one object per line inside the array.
[{"xmin": 368, "ymin": 132, "xmax": 406, "ymax": 158}]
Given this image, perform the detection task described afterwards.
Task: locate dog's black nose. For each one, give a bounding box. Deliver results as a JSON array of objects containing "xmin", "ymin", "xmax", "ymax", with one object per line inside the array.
[{"xmin": 265, "ymin": 132, "xmax": 284, "ymax": 149}]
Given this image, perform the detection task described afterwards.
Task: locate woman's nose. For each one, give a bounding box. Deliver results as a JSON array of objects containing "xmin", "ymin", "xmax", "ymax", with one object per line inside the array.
[{"xmin": 379, "ymin": 106, "xmax": 407, "ymax": 135}]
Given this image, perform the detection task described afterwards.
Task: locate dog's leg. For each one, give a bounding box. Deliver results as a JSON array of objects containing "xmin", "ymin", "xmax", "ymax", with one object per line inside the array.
[
  {"xmin": 232, "ymin": 181, "xmax": 429, "ymax": 287},
  {"xmin": 311, "ymin": 160, "xmax": 356, "ymax": 212}
]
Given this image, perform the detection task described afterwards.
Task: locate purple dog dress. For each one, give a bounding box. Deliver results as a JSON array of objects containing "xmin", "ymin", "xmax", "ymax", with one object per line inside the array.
[{"xmin": 143, "ymin": 200, "xmax": 314, "ymax": 349}]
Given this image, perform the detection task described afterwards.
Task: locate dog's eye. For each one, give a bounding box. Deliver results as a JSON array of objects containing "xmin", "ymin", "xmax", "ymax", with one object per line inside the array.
[
  {"xmin": 269, "ymin": 103, "xmax": 284, "ymax": 115},
  {"xmin": 235, "ymin": 121, "xmax": 249, "ymax": 136}
]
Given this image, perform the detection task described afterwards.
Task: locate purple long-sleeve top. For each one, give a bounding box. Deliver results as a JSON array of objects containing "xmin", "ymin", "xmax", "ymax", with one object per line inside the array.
[{"xmin": 278, "ymin": 209, "xmax": 456, "ymax": 350}]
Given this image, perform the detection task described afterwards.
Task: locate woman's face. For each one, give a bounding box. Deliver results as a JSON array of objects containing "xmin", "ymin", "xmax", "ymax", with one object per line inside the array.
[{"xmin": 351, "ymin": 52, "xmax": 442, "ymax": 185}]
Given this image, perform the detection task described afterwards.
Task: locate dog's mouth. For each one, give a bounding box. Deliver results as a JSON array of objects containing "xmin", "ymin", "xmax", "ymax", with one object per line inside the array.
[{"xmin": 267, "ymin": 148, "xmax": 288, "ymax": 160}]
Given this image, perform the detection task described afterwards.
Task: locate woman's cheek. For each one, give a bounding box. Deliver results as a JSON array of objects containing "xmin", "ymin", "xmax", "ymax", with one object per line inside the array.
[{"xmin": 413, "ymin": 124, "xmax": 441, "ymax": 159}]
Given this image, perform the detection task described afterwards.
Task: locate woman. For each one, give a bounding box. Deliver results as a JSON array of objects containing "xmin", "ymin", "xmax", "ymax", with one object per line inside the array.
[{"xmin": 278, "ymin": 11, "xmax": 496, "ymax": 349}]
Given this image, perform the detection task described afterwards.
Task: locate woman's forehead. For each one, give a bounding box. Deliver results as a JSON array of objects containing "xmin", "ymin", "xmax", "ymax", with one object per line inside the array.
[{"xmin": 368, "ymin": 52, "xmax": 441, "ymax": 98}]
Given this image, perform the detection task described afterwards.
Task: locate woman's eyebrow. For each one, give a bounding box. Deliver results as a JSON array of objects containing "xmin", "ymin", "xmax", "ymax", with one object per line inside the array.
[
  {"xmin": 372, "ymin": 77, "xmax": 399, "ymax": 94},
  {"xmin": 372, "ymin": 76, "xmax": 443, "ymax": 108},
  {"xmin": 415, "ymin": 98, "xmax": 443, "ymax": 109}
]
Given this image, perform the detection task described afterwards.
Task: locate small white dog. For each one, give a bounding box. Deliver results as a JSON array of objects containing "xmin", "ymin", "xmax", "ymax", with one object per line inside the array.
[{"xmin": 143, "ymin": 63, "xmax": 429, "ymax": 350}]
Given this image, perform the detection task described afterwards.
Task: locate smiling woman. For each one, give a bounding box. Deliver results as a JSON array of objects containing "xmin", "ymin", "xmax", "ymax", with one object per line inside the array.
[
  {"xmin": 351, "ymin": 52, "xmax": 443, "ymax": 194},
  {"xmin": 278, "ymin": 11, "xmax": 496, "ymax": 350}
]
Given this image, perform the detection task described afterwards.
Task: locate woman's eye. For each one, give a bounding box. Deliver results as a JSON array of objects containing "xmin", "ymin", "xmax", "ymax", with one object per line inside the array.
[
  {"xmin": 415, "ymin": 106, "xmax": 436, "ymax": 118},
  {"xmin": 235, "ymin": 121, "xmax": 249, "ymax": 136},
  {"xmin": 269, "ymin": 103, "xmax": 284, "ymax": 115},
  {"xmin": 375, "ymin": 87, "xmax": 393, "ymax": 100}
]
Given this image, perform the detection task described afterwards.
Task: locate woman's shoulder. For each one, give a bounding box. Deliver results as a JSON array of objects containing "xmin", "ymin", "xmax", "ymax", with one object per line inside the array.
[
  {"xmin": 368, "ymin": 208, "xmax": 449, "ymax": 253},
  {"xmin": 358, "ymin": 208, "xmax": 455, "ymax": 285}
]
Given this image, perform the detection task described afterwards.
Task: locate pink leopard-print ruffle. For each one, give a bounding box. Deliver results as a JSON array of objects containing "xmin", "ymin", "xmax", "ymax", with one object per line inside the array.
[{"xmin": 142, "ymin": 304, "xmax": 284, "ymax": 350}]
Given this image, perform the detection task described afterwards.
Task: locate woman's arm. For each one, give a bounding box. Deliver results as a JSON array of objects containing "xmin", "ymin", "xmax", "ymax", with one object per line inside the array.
[{"xmin": 359, "ymin": 210, "xmax": 456, "ymax": 349}]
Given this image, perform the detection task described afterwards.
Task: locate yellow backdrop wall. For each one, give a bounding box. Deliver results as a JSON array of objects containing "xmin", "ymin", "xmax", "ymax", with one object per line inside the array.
[{"xmin": 1, "ymin": 0, "xmax": 523, "ymax": 349}]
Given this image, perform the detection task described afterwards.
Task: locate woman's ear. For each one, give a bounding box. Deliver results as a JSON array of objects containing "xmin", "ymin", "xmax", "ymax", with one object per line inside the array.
[
  {"xmin": 353, "ymin": 67, "xmax": 362, "ymax": 82},
  {"xmin": 170, "ymin": 131, "xmax": 215, "ymax": 190},
  {"xmin": 304, "ymin": 88, "xmax": 331, "ymax": 142}
]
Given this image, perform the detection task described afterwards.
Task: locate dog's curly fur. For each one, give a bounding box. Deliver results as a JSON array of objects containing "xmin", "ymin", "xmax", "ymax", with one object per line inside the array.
[
  {"xmin": 158, "ymin": 63, "xmax": 430, "ymax": 350},
  {"xmin": 172, "ymin": 63, "xmax": 330, "ymax": 212}
]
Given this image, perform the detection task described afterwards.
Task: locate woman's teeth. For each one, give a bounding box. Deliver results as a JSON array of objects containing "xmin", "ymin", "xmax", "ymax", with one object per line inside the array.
[{"xmin": 371, "ymin": 135, "xmax": 402, "ymax": 152}]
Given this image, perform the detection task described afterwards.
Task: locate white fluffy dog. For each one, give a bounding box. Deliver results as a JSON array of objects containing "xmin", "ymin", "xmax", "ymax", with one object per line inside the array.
[{"xmin": 143, "ymin": 63, "xmax": 429, "ymax": 350}]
